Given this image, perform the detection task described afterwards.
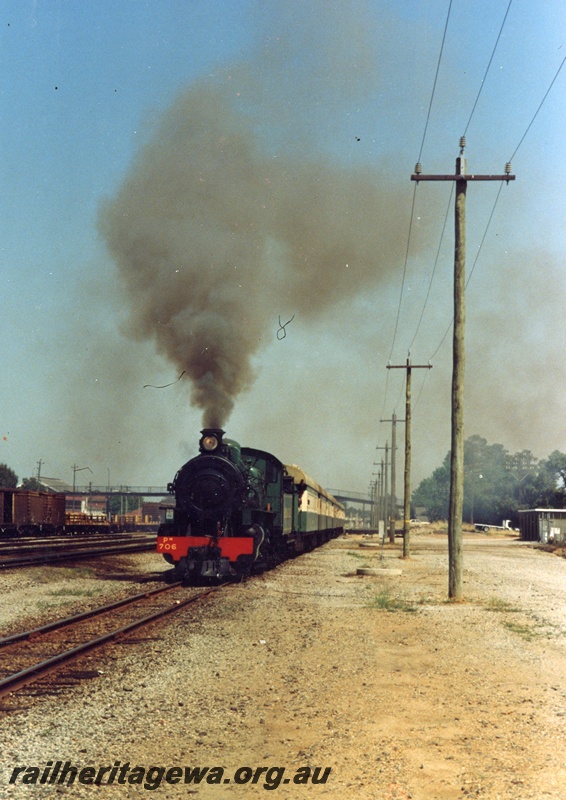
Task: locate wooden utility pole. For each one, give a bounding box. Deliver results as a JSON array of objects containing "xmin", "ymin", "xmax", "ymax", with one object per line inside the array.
[
  {"xmin": 387, "ymin": 358, "xmax": 432, "ymax": 557},
  {"xmin": 411, "ymin": 138, "xmax": 514, "ymax": 598},
  {"xmin": 368, "ymin": 480, "xmax": 376, "ymax": 528},
  {"xmin": 381, "ymin": 413, "xmax": 405, "ymax": 543},
  {"xmin": 376, "ymin": 442, "xmax": 389, "ymax": 539},
  {"xmin": 379, "ymin": 459, "xmax": 385, "ymax": 533},
  {"xmin": 374, "ymin": 479, "xmax": 379, "ymax": 529},
  {"xmin": 371, "ymin": 469, "xmax": 380, "ymax": 531}
]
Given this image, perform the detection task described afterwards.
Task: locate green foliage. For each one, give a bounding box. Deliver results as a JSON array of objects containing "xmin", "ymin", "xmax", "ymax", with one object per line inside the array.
[
  {"xmin": 107, "ymin": 494, "xmax": 140, "ymax": 516},
  {"xmin": 0, "ymin": 463, "xmax": 18, "ymax": 488},
  {"xmin": 372, "ymin": 588, "xmax": 417, "ymax": 613},
  {"xmin": 538, "ymin": 451, "xmax": 566, "ymax": 507},
  {"xmin": 485, "ymin": 597, "xmax": 522, "ymax": 613},
  {"xmin": 413, "ymin": 437, "xmax": 566, "ymax": 523},
  {"xmin": 462, "ymin": 435, "xmax": 516, "ymax": 524},
  {"xmin": 20, "ymin": 476, "xmax": 43, "ymax": 491},
  {"xmin": 412, "ymin": 464, "xmax": 450, "ymax": 521}
]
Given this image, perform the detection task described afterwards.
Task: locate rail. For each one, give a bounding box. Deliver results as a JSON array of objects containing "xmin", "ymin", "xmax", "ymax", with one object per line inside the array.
[
  {"xmin": 0, "ymin": 585, "xmax": 220, "ymax": 699},
  {"xmin": 0, "ymin": 534, "xmax": 156, "ymax": 569}
]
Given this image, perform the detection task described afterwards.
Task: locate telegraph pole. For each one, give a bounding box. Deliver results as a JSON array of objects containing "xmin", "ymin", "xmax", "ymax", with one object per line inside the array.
[
  {"xmin": 379, "ymin": 459, "xmax": 385, "ymax": 533},
  {"xmin": 372, "ymin": 468, "xmax": 382, "ymax": 531},
  {"xmin": 376, "ymin": 442, "xmax": 389, "ymax": 539},
  {"xmin": 371, "ymin": 480, "xmax": 378, "ymax": 528},
  {"xmin": 369, "ymin": 476, "xmax": 376, "ymax": 529},
  {"xmin": 411, "ymin": 138, "xmax": 514, "ymax": 598},
  {"xmin": 381, "ymin": 413, "xmax": 404, "ymax": 543},
  {"xmin": 387, "ymin": 358, "xmax": 432, "ymax": 557}
]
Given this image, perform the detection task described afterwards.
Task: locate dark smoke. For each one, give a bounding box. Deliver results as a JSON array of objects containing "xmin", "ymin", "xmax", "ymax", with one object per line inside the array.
[
  {"xmin": 98, "ymin": 78, "xmax": 412, "ymax": 428},
  {"xmin": 98, "ymin": 1, "xmax": 416, "ymax": 428}
]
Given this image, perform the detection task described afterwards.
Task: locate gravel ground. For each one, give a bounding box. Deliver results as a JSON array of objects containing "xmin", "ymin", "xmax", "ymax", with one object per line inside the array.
[
  {"xmin": 0, "ymin": 556, "xmax": 166, "ymax": 633},
  {"xmin": 0, "ymin": 531, "xmax": 565, "ymax": 799}
]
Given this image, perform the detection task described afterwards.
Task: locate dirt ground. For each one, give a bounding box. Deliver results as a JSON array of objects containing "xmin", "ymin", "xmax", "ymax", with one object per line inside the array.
[
  {"xmin": 1, "ymin": 529, "xmax": 566, "ymax": 800},
  {"xmin": 168, "ymin": 530, "xmax": 566, "ymax": 800}
]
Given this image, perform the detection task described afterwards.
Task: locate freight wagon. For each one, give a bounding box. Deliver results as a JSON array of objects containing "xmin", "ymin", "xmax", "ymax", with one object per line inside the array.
[{"xmin": 0, "ymin": 488, "xmax": 113, "ymax": 536}]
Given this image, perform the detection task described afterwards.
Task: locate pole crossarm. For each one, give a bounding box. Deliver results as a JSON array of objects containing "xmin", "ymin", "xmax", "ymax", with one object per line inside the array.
[
  {"xmin": 412, "ymin": 174, "xmax": 515, "ymax": 182},
  {"xmin": 386, "ymin": 366, "xmax": 432, "ymax": 371}
]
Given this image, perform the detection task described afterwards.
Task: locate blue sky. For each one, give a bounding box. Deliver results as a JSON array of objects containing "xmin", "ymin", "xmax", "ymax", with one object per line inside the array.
[{"xmin": 1, "ymin": 0, "xmax": 565, "ymax": 493}]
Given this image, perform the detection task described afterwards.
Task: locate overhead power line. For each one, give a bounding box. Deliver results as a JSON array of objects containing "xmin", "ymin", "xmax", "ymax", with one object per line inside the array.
[
  {"xmin": 463, "ymin": 0, "xmax": 514, "ymax": 136},
  {"xmin": 380, "ymin": 4, "xmax": 561, "ymax": 461},
  {"xmin": 426, "ymin": 50, "xmax": 566, "ymax": 364},
  {"xmin": 408, "ymin": 0, "xmax": 514, "ymax": 365},
  {"xmin": 387, "ymin": 184, "xmax": 417, "ymax": 365},
  {"xmin": 508, "ymin": 53, "xmax": 566, "ymax": 162},
  {"xmin": 407, "ymin": 183, "xmax": 454, "ymax": 354},
  {"xmin": 382, "ymin": 0, "xmax": 453, "ymax": 420},
  {"xmin": 417, "ymin": 0, "xmax": 454, "ymax": 164},
  {"xmin": 389, "ymin": 0, "xmax": 511, "ymax": 383},
  {"xmin": 427, "ymin": 180, "xmax": 506, "ymax": 362}
]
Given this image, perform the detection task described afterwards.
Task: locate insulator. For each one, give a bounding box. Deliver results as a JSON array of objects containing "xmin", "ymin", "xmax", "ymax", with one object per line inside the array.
[
  {"xmin": 459, "ymin": 136, "xmax": 466, "ymax": 151},
  {"xmin": 505, "ymin": 162, "xmax": 512, "ymax": 174},
  {"xmin": 414, "ymin": 162, "xmax": 422, "ymax": 174}
]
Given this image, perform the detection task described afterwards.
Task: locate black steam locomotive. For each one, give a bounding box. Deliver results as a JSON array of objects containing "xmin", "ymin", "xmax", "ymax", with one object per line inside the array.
[{"xmin": 156, "ymin": 428, "xmax": 345, "ymax": 583}]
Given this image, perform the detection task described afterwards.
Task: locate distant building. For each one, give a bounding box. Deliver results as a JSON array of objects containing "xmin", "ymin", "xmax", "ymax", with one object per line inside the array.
[
  {"xmin": 128, "ymin": 501, "xmax": 173, "ymax": 525},
  {"xmin": 37, "ymin": 478, "xmax": 106, "ymax": 515},
  {"xmin": 29, "ymin": 478, "xmax": 173, "ymax": 523},
  {"xmin": 36, "ymin": 477, "xmax": 72, "ymax": 494},
  {"xmin": 518, "ymin": 509, "xmax": 566, "ymax": 544}
]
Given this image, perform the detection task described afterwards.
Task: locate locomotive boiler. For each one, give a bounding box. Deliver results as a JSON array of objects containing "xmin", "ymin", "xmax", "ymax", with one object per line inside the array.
[{"xmin": 156, "ymin": 428, "xmax": 344, "ymax": 583}]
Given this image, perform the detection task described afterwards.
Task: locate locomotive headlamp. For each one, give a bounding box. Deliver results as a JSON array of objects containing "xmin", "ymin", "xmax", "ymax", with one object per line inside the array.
[
  {"xmin": 202, "ymin": 435, "xmax": 219, "ymax": 452},
  {"xmin": 199, "ymin": 428, "xmax": 225, "ymax": 453}
]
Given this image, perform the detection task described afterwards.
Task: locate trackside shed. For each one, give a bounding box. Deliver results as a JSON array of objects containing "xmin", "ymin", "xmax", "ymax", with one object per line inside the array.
[{"xmin": 518, "ymin": 509, "xmax": 566, "ymax": 543}]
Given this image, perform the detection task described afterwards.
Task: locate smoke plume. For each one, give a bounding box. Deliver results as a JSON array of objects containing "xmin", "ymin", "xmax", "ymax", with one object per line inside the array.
[{"xmin": 99, "ymin": 8, "xmax": 411, "ymax": 428}]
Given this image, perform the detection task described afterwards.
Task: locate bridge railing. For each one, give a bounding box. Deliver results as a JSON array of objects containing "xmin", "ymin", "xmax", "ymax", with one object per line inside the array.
[
  {"xmin": 70, "ymin": 485, "xmax": 373, "ymax": 501},
  {"xmin": 71, "ymin": 486, "xmax": 171, "ymax": 496},
  {"xmin": 326, "ymin": 489, "xmax": 371, "ymax": 502}
]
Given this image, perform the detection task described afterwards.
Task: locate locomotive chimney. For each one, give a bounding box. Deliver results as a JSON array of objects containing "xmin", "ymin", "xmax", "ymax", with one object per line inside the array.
[{"xmin": 199, "ymin": 428, "xmax": 225, "ymax": 453}]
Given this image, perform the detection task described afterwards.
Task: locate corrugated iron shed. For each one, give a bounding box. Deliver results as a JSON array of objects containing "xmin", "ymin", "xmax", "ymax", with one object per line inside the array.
[{"xmin": 518, "ymin": 509, "xmax": 566, "ymax": 543}]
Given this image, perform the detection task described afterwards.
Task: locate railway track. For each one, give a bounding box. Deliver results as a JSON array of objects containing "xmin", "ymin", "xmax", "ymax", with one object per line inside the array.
[
  {"xmin": 0, "ymin": 582, "xmax": 220, "ymax": 710},
  {"xmin": 0, "ymin": 533, "xmax": 157, "ymax": 569}
]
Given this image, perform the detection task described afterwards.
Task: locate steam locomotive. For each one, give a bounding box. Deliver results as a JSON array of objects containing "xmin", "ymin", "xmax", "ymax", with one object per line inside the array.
[{"xmin": 156, "ymin": 428, "xmax": 345, "ymax": 583}]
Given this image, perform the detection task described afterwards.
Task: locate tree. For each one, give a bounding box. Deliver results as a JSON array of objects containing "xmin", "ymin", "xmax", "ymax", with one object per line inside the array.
[
  {"xmin": 414, "ymin": 440, "xmax": 566, "ymax": 524},
  {"xmin": 462, "ymin": 436, "xmax": 516, "ymax": 525},
  {"xmin": 535, "ymin": 451, "xmax": 566, "ymax": 508},
  {"xmin": 107, "ymin": 494, "xmax": 140, "ymax": 517},
  {"xmin": 412, "ymin": 463, "xmax": 450, "ymax": 521},
  {"xmin": 0, "ymin": 463, "xmax": 18, "ymax": 488},
  {"xmin": 504, "ymin": 450, "xmax": 541, "ymax": 509},
  {"xmin": 20, "ymin": 477, "xmax": 43, "ymax": 491}
]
